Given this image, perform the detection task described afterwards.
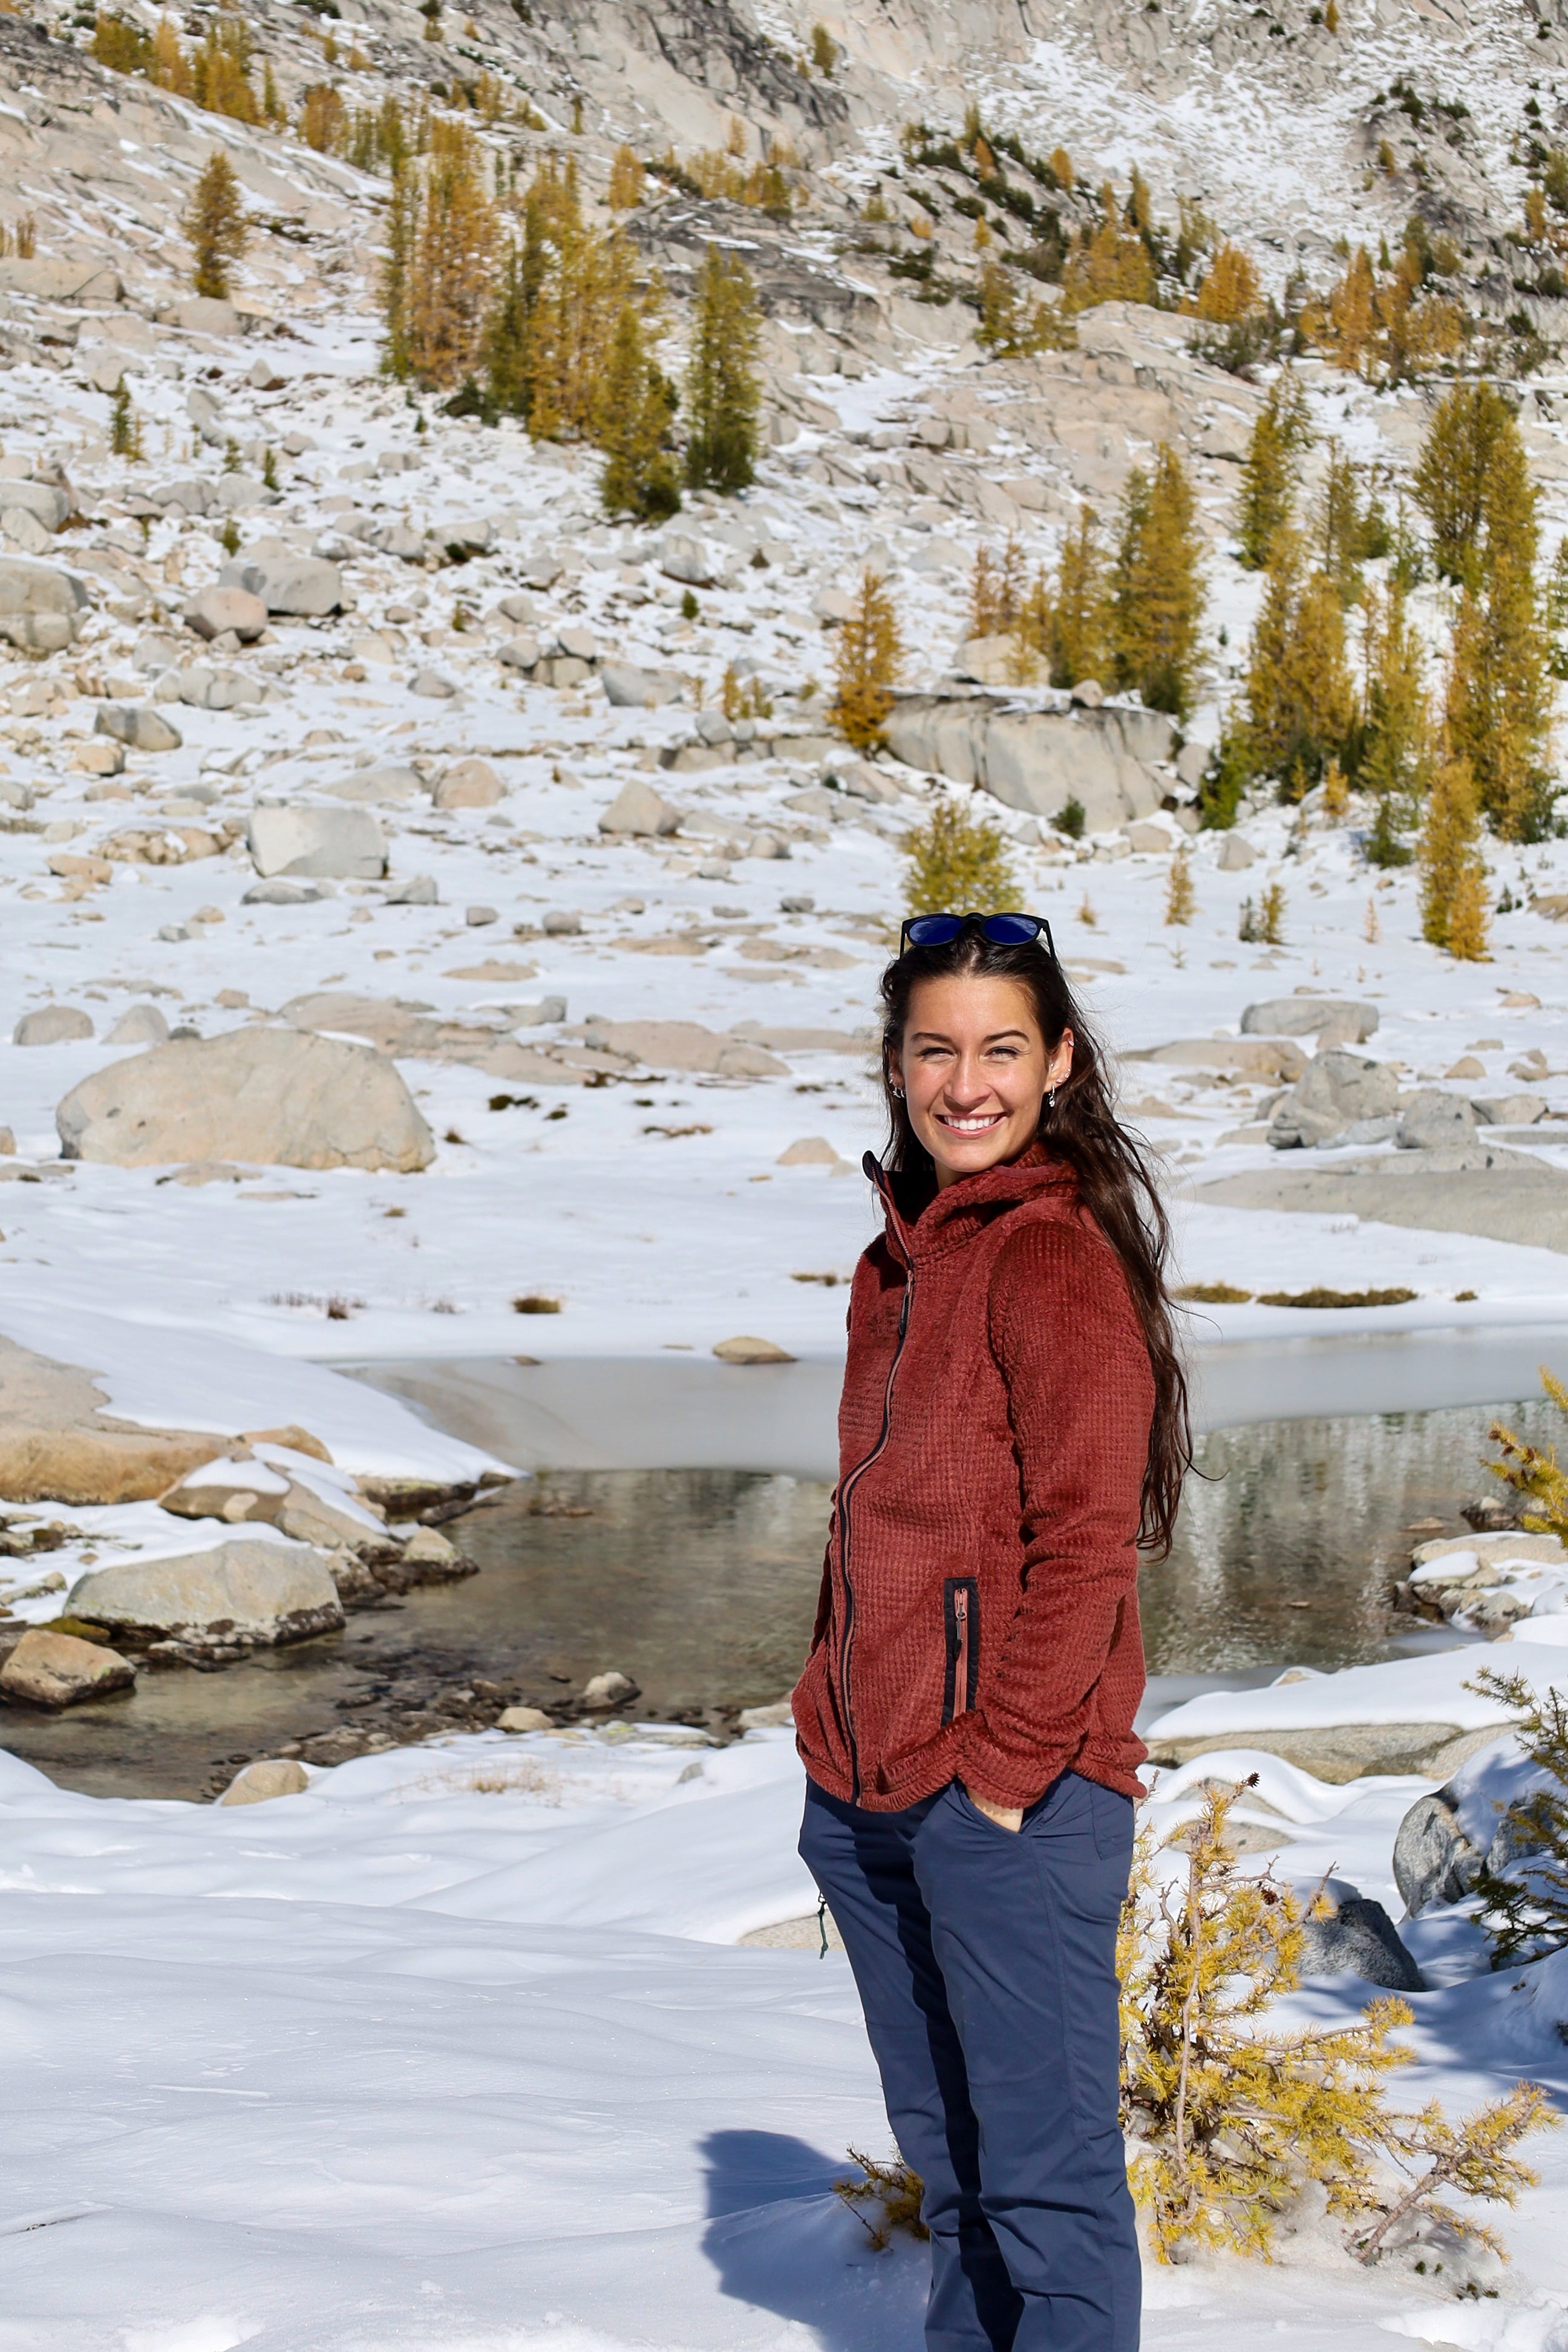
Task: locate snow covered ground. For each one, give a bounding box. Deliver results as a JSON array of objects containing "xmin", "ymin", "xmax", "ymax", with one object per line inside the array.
[{"xmin": 7, "ymin": 1719, "xmax": 1568, "ymax": 2351}]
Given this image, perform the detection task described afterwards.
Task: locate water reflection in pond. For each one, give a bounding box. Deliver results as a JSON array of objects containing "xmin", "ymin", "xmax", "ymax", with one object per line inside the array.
[{"xmin": 1, "ymin": 1393, "xmax": 1553, "ymax": 1800}]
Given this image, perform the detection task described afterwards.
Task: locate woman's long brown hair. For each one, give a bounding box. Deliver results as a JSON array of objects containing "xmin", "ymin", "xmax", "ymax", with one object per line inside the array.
[{"xmin": 878, "ymin": 921, "xmax": 1191, "ymax": 1558}]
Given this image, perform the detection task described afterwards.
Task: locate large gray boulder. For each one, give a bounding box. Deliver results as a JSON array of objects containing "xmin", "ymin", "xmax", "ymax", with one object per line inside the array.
[
  {"xmin": 248, "ymin": 805, "xmax": 386, "ymax": 879},
  {"xmin": 1393, "ymin": 1789, "xmax": 1479, "ymax": 1915},
  {"xmin": 0, "ymin": 258, "xmax": 121, "ymax": 303},
  {"xmin": 56, "ymin": 1027, "xmax": 435, "ymax": 1172},
  {"xmin": 95, "ymin": 702, "xmax": 183, "ymax": 753},
  {"xmin": 599, "ymin": 779, "xmax": 681, "ymax": 836},
  {"xmin": 219, "ymin": 555, "xmax": 344, "ymax": 616},
  {"xmin": 0, "ymin": 479, "xmax": 70, "ymax": 534},
  {"xmin": 0, "ymin": 1627, "xmax": 136, "ymax": 1709},
  {"xmin": 1397, "ymin": 1090, "xmax": 1478, "ymax": 1151},
  {"xmin": 1268, "ymin": 1050, "xmax": 1401, "ymax": 1149},
  {"xmin": 1297, "ymin": 1883, "xmax": 1426, "ymax": 1990},
  {"xmin": 432, "ymin": 757, "xmax": 503, "ymax": 809},
  {"xmin": 186, "ymin": 585, "xmax": 267, "ymax": 642},
  {"xmin": 1241, "ymin": 998, "xmax": 1379, "ymax": 1045},
  {"xmin": 0, "ymin": 555, "xmax": 89, "ymax": 652},
  {"xmin": 601, "ymin": 661, "xmax": 684, "ymax": 708},
  {"xmin": 68, "ymin": 1535, "xmax": 345, "ymax": 1649},
  {"xmin": 14, "ymin": 1004, "xmax": 92, "ymax": 1047},
  {"xmin": 881, "ymin": 693, "xmax": 1174, "ymax": 834}
]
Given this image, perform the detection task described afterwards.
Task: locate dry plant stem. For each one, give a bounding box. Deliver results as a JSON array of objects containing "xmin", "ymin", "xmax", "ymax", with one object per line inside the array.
[{"xmin": 1172, "ymin": 1838, "xmax": 1201, "ymax": 2172}]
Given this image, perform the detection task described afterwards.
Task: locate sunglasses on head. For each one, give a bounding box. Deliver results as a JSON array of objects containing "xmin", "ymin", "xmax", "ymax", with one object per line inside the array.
[{"xmin": 898, "ymin": 911, "xmax": 1057, "ymax": 958}]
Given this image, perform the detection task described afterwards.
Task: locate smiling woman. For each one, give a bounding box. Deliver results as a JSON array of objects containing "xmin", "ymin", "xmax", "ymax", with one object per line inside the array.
[{"xmin": 789, "ymin": 910, "xmax": 1191, "ymax": 2352}]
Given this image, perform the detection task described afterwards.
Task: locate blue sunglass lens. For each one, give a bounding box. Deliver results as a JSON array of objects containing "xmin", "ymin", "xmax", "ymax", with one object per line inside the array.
[
  {"xmin": 982, "ymin": 915, "xmax": 1040, "ymax": 944},
  {"xmin": 906, "ymin": 916, "xmax": 964, "ymax": 945}
]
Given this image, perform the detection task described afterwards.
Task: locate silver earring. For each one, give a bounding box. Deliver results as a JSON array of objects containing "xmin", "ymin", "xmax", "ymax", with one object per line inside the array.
[
  {"xmin": 892, "ymin": 1085, "xmax": 905, "ymax": 1099},
  {"xmin": 1044, "ymin": 1087, "xmax": 1057, "ymax": 1116}
]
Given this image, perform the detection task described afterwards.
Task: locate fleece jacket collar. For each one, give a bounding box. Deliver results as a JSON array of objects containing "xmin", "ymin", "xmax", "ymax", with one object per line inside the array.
[{"xmin": 863, "ymin": 1141, "xmax": 1076, "ymax": 1268}]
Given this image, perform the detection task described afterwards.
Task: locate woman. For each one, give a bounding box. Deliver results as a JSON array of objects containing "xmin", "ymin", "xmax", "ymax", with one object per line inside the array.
[{"xmin": 793, "ymin": 909, "xmax": 1189, "ymax": 2352}]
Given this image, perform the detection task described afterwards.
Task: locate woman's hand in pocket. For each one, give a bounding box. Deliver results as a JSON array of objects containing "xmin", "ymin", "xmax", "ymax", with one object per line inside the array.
[{"xmin": 961, "ymin": 1783, "xmax": 1024, "ymax": 1832}]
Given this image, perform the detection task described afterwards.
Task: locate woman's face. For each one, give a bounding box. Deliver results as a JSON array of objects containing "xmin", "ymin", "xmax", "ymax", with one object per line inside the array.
[{"xmin": 889, "ymin": 973, "xmax": 1074, "ymax": 1191}]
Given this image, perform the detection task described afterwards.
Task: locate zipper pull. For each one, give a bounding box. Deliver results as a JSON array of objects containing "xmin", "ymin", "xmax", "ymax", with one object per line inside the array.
[
  {"xmin": 897, "ymin": 1282, "xmax": 912, "ymax": 1338},
  {"xmin": 817, "ymin": 1893, "xmax": 830, "ymax": 1959}
]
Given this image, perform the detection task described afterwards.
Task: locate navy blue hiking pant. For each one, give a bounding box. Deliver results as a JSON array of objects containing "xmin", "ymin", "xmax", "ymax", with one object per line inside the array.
[{"xmin": 800, "ymin": 1772, "xmax": 1139, "ymax": 2352}]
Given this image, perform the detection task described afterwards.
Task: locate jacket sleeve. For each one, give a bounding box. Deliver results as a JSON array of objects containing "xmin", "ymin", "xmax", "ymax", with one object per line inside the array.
[{"xmin": 955, "ymin": 1216, "xmax": 1156, "ymax": 1810}]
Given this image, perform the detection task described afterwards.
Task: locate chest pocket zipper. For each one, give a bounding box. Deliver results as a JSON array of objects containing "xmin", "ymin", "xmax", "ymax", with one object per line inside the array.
[{"xmin": 942, "ymin": 1576, "xmax": 980, "ymax": 1725}]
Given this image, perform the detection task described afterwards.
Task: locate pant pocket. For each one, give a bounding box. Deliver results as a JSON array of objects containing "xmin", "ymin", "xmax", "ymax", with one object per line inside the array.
[{"xmin": 1089, "ymin": 1779, "xmax": 1135, "ymax": 1861}]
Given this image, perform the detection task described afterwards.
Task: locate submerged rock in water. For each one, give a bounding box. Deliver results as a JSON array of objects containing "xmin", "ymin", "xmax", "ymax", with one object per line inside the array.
[{"xmin": 0, "ymin": 1626, "xmax": 136, "ymax": 1710}]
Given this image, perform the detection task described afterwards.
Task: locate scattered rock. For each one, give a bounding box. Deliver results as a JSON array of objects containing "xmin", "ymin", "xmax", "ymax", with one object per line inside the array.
[
  {"xmin": 324, "ymin": 766, "xmax": 421, "ymax": 805},
  {"xmin": 1216, "ymin": 834, "xmax": 1257, "ymax": 871},
  {"xmin": 575, "ymin": 1019, "xmax": 786, "ymax": 1078},
  {"xmin": 581, "ymin": 1668, "xmax": 639, "ymax": 1708},
  {"xmin": 1241, "ymin": 998, "xmax": 1379, "ymax": 1045},
  {"xmin": 1396, "ymin": 1090, "xmax": 1478, "ymax": 1151},
  {"xmin": 94, "ymin": 702, "xmax": 182, "ymax": 753},
  {"xmin": 68, "ymin": 1535, "xmax": 345, "ymax": 1650},
  {"xmin": 713, "ymin": 1334, "xmax": 797, "ymax": 1364},
  {"xmin": 881, "ymin": 693, "xmax": 1175, "ymax": 835},
  {"xmin": 217, "ymin": 1757, "xmax": 310, "ymax": 1805},
  {"xmin": 498, "ymin": 1704, "xmax": 554, "ymax": 1732},
  {"xmin": 1297, "ymin": 1883, "xmax": 1426, "ymax": 1990},
  {"xmin": 0, "ymin": 1626, "xmax": 136, "ymax": 1710},
  {"xmin": 402, "ymin": 1526, "xmax": 458, "ymax": 1567},
  {"xmin": 385, "ymin": 874, "xmax": 439, "ymax": 906},
  {"xmin": 433, "ymin": 757, "xmax": 503, "ymax": 809},
  {"xmin": 737, "ymin": 1697, "xmax": 795, "ymax": 1729},
  {"xmin": 1473, "ymin": 1094, "xmax": 1546, "ymax": 1128},
  {"xmin": 599, "ymin": 779, "xmax": 681, "ymax": 836},
  {"xmin": 0, "ymin": 555, "xmax": 88, "ymax": 653},
  {"xmin": 242, "ymin": 878, "xmax": 328, "ymax": 905},
  {"xmin": 600, "ymin": 661, "xmax": 684, "ymax": 708},
  {"xmin": 0, "ymin": 478, "xmax": 70, "ymax": 534},
  {"xmin": 13, "ymin": 1004, "xmax": 92, "ymax": 1047},
  {"xmin": 1268, "ymin": 1050, "xmax": 1401, "ymax": 1151},
  {"xmin": 56, "ymin": 1027, "xmax": 436, "ymax": 1172},
  {"xmin": 248, "ymin": 805, "xmax": 387, "ymax": 880},
  {"xmin": 185, "ymin": 586, "xmax": 268, "ymax": 643},
  {"xmin": 162, "ymin": 1456, "xmax": 290, "ymax": 1523},
  {"xmin": 220, "ymin": 554, "xmax": 344, "ymax": 616},
  {"xmin": 1393, "ymin": 1788, "xmax": 1480, "ymax": 1915},
  {"xmin": 542, "ymin": 909, "xmax": 582, "ymax": 935},
  {"xmin": 1145, "ymin": 1721, "xmax": 1501, "ymax": 1783},
  {"xmin": 105, "ymin": 1002, "xmax": 171, "ymax": 1049},
  {"xmin": 411, "ymin": 667, "xmax": 457, "ymax": 698},
  {"xmin": 776, "ymin": 1135, "xmax": 842, "ymax": 1165}
]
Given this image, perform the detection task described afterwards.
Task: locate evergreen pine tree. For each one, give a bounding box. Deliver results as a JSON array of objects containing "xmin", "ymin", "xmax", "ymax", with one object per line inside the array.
[
  {"xmin": 380, "ymin": 164, "xmax": 416, "ymax": 380},
  {"xmin": 831, "ymin": 568, "xmax": 903, "ymax": 749},
  {"xmin": 1359, "ymin": 578, "xmax": 1429, "ymax": 865},
  {"xmin": 182, "ymin": 148, "xmax": 247, "ymax": 299},
  {"xmin": 1044, "ymin": 503, "xmax": 1112, "ymax": 687},
  {"xmin": 1442, "ymin": 414, "xmax": 1555, "ymax": 841},
  {"xmin": 598, "ymin": 302, "xmax": 681, "ymax": 521},
  {"xmin": 403, "ymin": 120, "xmax": 499, "ymax": 388},
  {"xmin": 904, "ymin": 794, "xmax": 1018, "ymax": 915},
  {"xmin": 109, "ymin": 376, "xmax": 142, "ymax": 462},
  {"xmin": 1313, "ymin": 443, "xmax": 1374, "ymax": 604},
  {"xmin": 1413, "ymin": 382, "xmax": 1517, "ymax": 585},
  {"xmin": 1419, "ymin": 751, "xmax": 1490, "ymax": 958},
  {"xmin": 1240, "ymin": 528, "xmax": 1357, "ymax": 789},
  {"xmin": 684, "ymin": 245, "xmax": 761, "ymax": 494},
  {"xmin": 1235, "ymin": 371, "xmax": 1311, "ymax": 570},
  {"xmin": 1109, "ymin": 444, "xmax": 1205, "ymax": 718}
]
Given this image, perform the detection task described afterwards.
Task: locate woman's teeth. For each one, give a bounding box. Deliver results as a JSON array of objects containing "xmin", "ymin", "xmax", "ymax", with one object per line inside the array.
[{"xmin": 940, "ymin": 1113, "xmax": 1003, "ymax": 1134}]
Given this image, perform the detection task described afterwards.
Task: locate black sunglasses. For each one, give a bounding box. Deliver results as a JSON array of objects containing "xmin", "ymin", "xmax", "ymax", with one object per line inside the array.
[{"xmin": 898, "ymin": 911, "xmax": 1057, "ymax": 958}]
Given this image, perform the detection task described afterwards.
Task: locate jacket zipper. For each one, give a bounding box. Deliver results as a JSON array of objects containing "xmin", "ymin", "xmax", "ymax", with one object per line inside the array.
[
  {"xmin": 952, "ymin": 1587, "xmax": 970, "ymax": 1716},
  {"xmin": 837, "ymin": 1267, "xmax": 913, "ymax": 1804}
]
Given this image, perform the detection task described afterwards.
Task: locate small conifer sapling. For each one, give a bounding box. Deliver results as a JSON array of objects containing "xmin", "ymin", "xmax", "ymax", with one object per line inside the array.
[
  {"xmin": 684, "ymin": 246, "xmax": 761, "ymax": 494},
  {"xmin": 831, "ymin": 568, "xmax": 903, "ymax": 750},
  {"xmin": 903, "ymin": 794, "xmax": 1019, "ymax": 918},
  {"xmin": 183, "ymin": 148, "xmax": 247, "ymax": 300},
  {"xmin": 1164, "ymin": 848, "xmax": 1195, "ymax": 926}
]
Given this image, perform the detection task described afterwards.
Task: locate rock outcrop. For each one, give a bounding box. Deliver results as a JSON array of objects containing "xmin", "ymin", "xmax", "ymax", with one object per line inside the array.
[
  {"xmin": 56, "ymin": 1028, "xmax": 436, "ymax": 1172},
  {"xmin": 881, "ymin": 693, "xmax": 1175, "ymax": 833},
  {"xmin": 68, "ymin": 1535, "xmax": 345, "ymax": 1650}
]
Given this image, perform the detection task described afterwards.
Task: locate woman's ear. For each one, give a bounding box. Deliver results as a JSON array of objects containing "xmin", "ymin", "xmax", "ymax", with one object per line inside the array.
[
  {"xmin": 1048, "ymin": 1028, "xmax": 1074, "ymax": 1089},
  {"xmin": 886, "ymin": 1045, "xmax": 904, "ymax": 1096}
]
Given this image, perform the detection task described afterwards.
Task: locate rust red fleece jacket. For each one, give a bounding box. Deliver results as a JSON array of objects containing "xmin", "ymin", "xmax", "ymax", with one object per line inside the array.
[{"xmin": 792, "ymin": 1143, "xmax": 1155, "ymax": 1814}]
